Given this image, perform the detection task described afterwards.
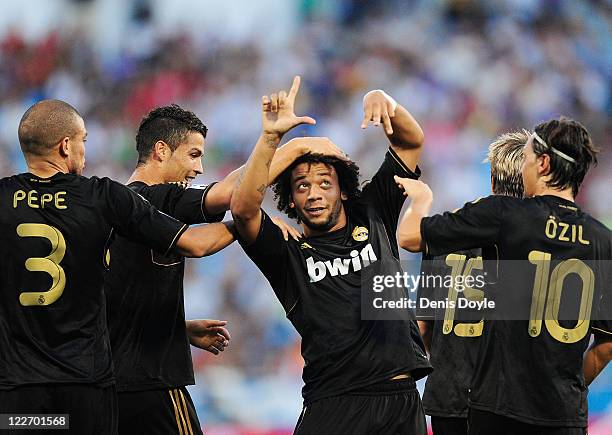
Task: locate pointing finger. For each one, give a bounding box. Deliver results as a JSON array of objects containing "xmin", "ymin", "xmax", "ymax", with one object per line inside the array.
[{"xmin": 287, "ymin": 75, "xmax": 301, "ymax": 102}]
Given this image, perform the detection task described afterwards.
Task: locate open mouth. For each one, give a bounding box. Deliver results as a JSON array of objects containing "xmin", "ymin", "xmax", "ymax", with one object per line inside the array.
[{"xmin": 305, "ymin": 206, "xmax": 326, "ymax": 217}]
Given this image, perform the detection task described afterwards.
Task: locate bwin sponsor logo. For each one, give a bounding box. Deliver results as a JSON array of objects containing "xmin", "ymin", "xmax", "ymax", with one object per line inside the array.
[{"xmin": 306, "ymin": 243, "xmax": 378, "ymax": 282}]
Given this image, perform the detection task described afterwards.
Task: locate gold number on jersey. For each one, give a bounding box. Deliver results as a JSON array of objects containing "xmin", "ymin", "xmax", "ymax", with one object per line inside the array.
[
  {"xmin": 442, "ymin": 253, "xmax": 484, "ymax": 337},
  {"xmin": 528, "ymin": 250, "xmax": 594, "ymax": 343},
  {"xmin": 17, "ymin": 223, "xmax": 67, "ymax": 306}
]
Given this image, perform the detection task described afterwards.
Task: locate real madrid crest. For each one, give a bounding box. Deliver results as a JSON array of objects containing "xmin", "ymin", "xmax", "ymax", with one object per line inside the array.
[{"xmin": 352, "ymin": 226, "xmax": 369, "ymax": 242}]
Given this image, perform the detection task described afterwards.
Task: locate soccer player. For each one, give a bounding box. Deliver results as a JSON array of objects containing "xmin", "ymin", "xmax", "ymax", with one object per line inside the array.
[
  {"xmin": 398, "ymin": 117, "xmax": 612, "ymax": 435},
  {"xmin": 0, "ymin": 99, "xmax": 235, "ymax": 434},
  {"xmin": 105, "ymin": 104, "xmax": 332, "ymax": 435},
  {"xmin": 231, "ymin": 76, "xmax": 432, "ymax": 434},
  {"xmin": 105, "ymin": 105, "xmax": 232, "ymax": 435},
  {"xmin": 416, "ymin": 130, "xmax": 528, "ymax": 435}
]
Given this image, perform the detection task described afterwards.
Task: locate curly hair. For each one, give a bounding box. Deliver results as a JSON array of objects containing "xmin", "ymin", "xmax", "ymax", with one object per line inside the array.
[
  {"xmin": 135, "ymin": 104, "xmax": 208, "ymax": 165},
  {"xmin": 271, "ymin": 153, "xmax": 361, "ymax": 222},
  {"xmin": 532, "ymin": 117, "xmax": 598, "ymax": 196}
]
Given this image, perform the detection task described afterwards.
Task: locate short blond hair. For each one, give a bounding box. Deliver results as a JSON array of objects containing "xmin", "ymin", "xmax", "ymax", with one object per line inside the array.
[{"xmin": 487, "ymin": 130, "xmax": 529, "ymax": 198}]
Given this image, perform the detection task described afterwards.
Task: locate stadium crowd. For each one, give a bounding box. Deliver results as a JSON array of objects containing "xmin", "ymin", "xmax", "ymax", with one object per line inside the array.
[{"xmin": 0, "ymin": 0, "xmax": 610, "ymax": 430}]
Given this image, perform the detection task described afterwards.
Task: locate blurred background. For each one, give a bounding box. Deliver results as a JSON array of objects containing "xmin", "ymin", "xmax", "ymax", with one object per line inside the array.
[{"xmin": 0, "ymin": 0, "xmax": 610, "ymax": 433}]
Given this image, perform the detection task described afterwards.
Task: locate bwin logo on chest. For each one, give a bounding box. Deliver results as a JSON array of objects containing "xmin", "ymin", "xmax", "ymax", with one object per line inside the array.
[{"xmin": 306, "ymin": 243, "xmax": 378, "ymax": 282}]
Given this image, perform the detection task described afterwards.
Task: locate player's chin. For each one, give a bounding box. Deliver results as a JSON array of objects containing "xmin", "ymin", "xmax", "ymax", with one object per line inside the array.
[{"xmin": 302, "ymin": 214, "xmax": 333, "ymax": 231}]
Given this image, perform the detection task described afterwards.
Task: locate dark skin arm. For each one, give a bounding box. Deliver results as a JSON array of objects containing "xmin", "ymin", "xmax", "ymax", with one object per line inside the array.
[
  {"xmin": 230, "ymin": 76, "xmax": 316, "ymax": 244},
  {"xmin": 418, "ymin": 320, "xmax": 433, "ymax": 355},
  {"xmin": 396, "ymin": 177, "xmax": 433, "ymax": 252},
  {"xmin": 203, "ymin": 141, "xmax": 331, "ymax": 215},
  {"xmin": 361, "ymin": 90, "xmax": 425, "ymax": 172},
  {"xmin": 584, "ymin": 335, "xmax": 612, "ymax": 385}
]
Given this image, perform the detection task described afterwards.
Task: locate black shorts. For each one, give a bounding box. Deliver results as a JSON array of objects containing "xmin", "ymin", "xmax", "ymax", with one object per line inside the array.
[
  {"xmin": 0, "ymin": 384, "xmax": 117, "ymax": 435},
  {"xmin": 431, "ymin": 416, "xmax": 468, "ymax": 435},
  {"xmin": 117, "ymin": 387, "xmax": 202, "ymax": 435},
  {"xmin": 468, "ymin": 408, "xmax": 586, "ymax": 435},
  {"xmin": 294, "ymin": 378, "xmax": 427, "ymax": 435}
]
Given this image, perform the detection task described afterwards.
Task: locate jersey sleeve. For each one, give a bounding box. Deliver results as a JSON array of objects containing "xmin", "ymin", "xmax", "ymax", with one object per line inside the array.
[
  {"xmin": 102, "ymin": 178, "xmax": 187, "ymax": 255},
  {"xmin": 361, "ymin": 147, "xmax": 421, "ymax": 242},
  {"xmin": 421, "ymin": 195, "xmax": 510, "ymax": 257},
  {"xmin": 237, "ymin": 211, "xmax": 297, "ymax": 313},
  {"xmin": 132, "ymin": 182, "xmax": 224, "ymax": 225}
]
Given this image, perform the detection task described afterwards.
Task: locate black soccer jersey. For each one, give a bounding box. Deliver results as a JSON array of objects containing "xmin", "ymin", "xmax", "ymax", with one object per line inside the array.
[
  {"xmin": 416, "ymin": 249, "xmax": 485, "ymax": 418},
  {"xmin": 240, "ymin": 148, "xmax": 432, "ymax": 404},
  {"xmin": 421, "ymin": 195, "xmax": 612, "ymax": 427},
  {"xmin": 0, "ymin": 172, "xmax": 187, "ymax": 389},
  {"xmin": 105, "ymin": 181, "xmax": 223, "ymax": 392}
]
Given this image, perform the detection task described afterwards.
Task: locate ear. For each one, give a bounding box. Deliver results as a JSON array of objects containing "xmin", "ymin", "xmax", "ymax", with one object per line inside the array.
[
  {"xmin": 289, "ymin": 202, "xmax": 295, "ymax": 208},
  {"xmin": 340, "ymin": 191, "xmax": 348, "ymax": 201},
  {"xmin": 58, "ymin": 137, "xmax": 70, "ymax": 158},
  {"xmin": 153, "ymin": 141, "xmax": 171, "ymax": 162},
  {"xmin": 538, "ymin": 153, "xmax": 551, "ymax": 177}
]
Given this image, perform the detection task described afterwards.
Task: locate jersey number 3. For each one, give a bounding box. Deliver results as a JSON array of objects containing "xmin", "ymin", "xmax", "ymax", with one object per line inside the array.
[{"xmin": 17, "ymin": 223, "xmax": 67, "ymax": 306}]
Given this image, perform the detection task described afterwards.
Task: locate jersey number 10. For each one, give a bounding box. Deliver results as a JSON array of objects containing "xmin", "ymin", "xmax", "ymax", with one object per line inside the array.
[
  {"xmin": 442, "ymin": 251, "xmax": 595, "ymax": 344},
  {"xmin": 528, "ymin": 250, "xmax": 594, "ymax": 344}
]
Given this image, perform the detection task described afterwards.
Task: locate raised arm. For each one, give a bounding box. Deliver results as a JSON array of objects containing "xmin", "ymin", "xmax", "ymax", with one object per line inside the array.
[
  {"xmin": 361, "ymin": 90, "xmax": 425, "ymax": 171},
  {"xmin": 230, "ymin": 76, "xmax": 316, "ymax": 244},
  {"xmin": 203, "ymin": 136, "xmax": 344, "ymax": 215},
  {"xmin": 396, "ymin": 176, "xmax": 433, "ymax": 252}
]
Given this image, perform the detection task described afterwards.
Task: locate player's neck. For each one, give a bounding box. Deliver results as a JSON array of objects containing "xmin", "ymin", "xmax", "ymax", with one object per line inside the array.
[
  {"xmin": 128, "ymin": 164, "xmax": 165, "ymax": 185},
  {"xmin": 26, "ymin": 157, "xmax": 68, "ymax": 178},
  {"xmin": 533, "ymin": 185, "xmax": 574, "ymax": 202}
]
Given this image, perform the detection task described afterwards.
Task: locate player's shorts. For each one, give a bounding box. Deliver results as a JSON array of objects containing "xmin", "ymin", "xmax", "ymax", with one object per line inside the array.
[
  {"xmin": 431, "ymin": 415, "xmax": 468, "ymax": 435},
  {"xmin": 294, "ymin": 378, "xmax": 427, "ymax": 435},
  {"xmin": 468, "ymin": 408, "xmax": 586, "ymax": 435},
  {"xmin": 0, "ymin": 383, "xmax": 117, "ymax": 435},
  {"xmin": 117, "ymin": 386, "xmax": 202, "ymax": 435}
]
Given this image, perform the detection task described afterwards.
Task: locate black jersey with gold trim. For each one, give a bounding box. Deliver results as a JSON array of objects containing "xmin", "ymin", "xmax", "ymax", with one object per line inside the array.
[
  {"xmin": 416, "ymin": 249, "xmax": 486, "ymax": 418},
  {"xmin": 421, "ymin": 195, "xmax": 612, "ymax": 427},
  {"xmin": 105, "ymin": 181, "xmax": 223, "ymax": 392},
  {"xmin": 0, "ymin": 173, "xmax": 187, "ymax": 389},
  {"xmin": 240, "ymin": 149, "xmax": 432, "ymax": 404}
]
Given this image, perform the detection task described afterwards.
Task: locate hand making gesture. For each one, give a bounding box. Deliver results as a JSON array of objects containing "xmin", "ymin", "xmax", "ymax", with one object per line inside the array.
[{"xmin": 262, "ymin": 75, "xmax": 316, "ymax": 139}]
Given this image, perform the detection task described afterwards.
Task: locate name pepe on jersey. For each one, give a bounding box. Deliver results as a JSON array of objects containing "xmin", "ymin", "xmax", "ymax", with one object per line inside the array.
[{"xmin": 13, "ymin": 189, "xmax": 67, "ymax": 209}]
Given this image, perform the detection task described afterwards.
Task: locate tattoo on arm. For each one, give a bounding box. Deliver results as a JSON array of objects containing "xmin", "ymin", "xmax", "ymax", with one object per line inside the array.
[
  {"xmin": 265, "ymin": 136, "xmax": 279, "ymax": 149},
  {"xmin": 256, "ymin": 184, "xmax": 267, "ymax": 196},
  {"xmin": 235, "ymin": 168, "xmax": 246, "ymax": 189}
]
